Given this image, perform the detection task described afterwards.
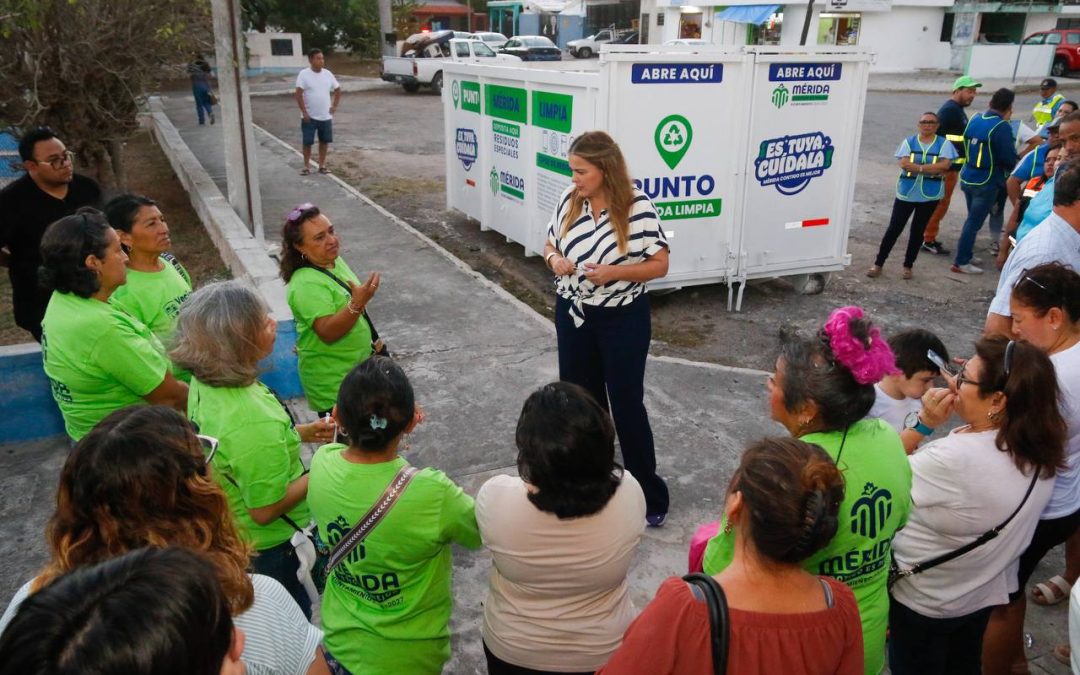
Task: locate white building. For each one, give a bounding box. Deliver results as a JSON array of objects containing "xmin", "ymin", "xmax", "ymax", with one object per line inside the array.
[{"xmin": 637, "ymin": 0, "xmax": 1080, "ymax": 74}]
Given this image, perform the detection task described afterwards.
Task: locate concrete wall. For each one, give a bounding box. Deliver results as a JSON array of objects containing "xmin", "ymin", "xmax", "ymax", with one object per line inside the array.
[
  {"xmin": 1024, "ymin": 15, "xmax": 1058, "ymax": 36},
  {"xmin": 859, "ymin": 7, "xmax": 951, "ymax": 72},
  {"xmin": 966, "ymin": 44, "xmax": 1054, "ymax": 79},
  {"xmin": 245, "ymin": 32, "xmax": 307, "ymax": 74}
]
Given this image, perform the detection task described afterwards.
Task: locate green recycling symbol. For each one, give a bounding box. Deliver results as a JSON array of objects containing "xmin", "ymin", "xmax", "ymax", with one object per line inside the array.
[
  {"xmin": 452, "ymin": 80, "xmax": 460, "ymax": 109},
  {"xmin": 655, "ymin": 114, "xmax": 693, "ymax": 170},
  {"xmin": 489, "ymin": 167, "xmax": 499, "ymax": 195}
]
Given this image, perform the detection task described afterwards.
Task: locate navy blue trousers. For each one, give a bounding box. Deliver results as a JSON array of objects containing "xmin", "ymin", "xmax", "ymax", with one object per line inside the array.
[{"xmin": 555, "ymin": 294, "xmax": 669, "ymax": 516}]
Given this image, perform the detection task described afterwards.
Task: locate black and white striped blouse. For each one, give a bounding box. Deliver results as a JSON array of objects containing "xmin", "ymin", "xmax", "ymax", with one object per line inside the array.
[{"xmin": 547, "ymin": 185, "xmax": 669, "ymax": 326}]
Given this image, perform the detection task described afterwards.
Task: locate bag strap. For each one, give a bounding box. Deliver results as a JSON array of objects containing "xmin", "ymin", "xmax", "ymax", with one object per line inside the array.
[
  {"xmin": 160, "ymin": 252, "xmax": 191, "ymax": 286},
  {"xmin": 893, "ymin": 470, "xmax": 1040, "ymax": 583},
  {"xmin": 682, "ymin": 573, "xmax": 729, "ymax": 675},
  {"xmin": 327, "ymin": 465, "xmax": 419, "ymax": 572},
  {"xmin": 302, "ymin": 263, "xmax": 385, "ymax": 349}
]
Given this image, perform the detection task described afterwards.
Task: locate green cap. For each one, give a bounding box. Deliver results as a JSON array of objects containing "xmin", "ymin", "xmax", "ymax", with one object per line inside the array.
[{"xmin": 952, "ymin": 75, "xmax": 983, "ymax": 91}]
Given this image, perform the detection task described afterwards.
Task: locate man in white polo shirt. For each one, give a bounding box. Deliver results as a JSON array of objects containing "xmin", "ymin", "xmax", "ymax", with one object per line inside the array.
[
  {"xmin": 985, "ymin": 154, "xmax": 1080, "ymax": 337},
  {"xmin": 294, "ymin": 48, "xmax": 342, "ymax": 176}
]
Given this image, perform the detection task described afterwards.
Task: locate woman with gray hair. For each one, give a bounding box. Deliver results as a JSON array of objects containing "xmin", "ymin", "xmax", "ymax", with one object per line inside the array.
[{"xmin": 171, "ymin": 280, "xmax": 334, "ymax": 618}]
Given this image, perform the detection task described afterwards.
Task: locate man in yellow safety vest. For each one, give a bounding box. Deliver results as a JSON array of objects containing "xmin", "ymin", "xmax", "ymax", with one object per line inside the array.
[{"xmin": 1033, "ymin": 78, "xmax": 1066, "ymax": 129}]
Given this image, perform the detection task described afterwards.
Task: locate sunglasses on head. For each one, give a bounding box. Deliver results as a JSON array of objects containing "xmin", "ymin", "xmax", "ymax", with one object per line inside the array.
[{"xmin": 286, "ymin": 203, "xmax": 316, "ymax": 223}]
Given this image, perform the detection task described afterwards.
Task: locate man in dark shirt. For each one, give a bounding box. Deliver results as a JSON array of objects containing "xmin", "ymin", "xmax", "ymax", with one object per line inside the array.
[
  {"xmin": 0, "ymin": 128, "xmax": 102, "ymax": 341},
  {"xmin": 921, "ymin": 75, "xmax": 981, "ymax": 256}
]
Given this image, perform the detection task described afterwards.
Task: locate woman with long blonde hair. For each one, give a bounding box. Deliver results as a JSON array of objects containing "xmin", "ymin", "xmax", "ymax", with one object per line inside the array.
[
  {"xmin": 0, "ymin": 406, "xmax": 330, "ymax": 675},
  {"xmin": 541, "ymin": 130, "xmax": 671, "ymax": 525}
]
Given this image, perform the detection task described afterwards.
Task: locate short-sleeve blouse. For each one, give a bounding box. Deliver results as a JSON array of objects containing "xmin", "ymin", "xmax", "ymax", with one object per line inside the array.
[{"xmin": 547, "ymin": 186, "xmax": 668, "ymax": 326}]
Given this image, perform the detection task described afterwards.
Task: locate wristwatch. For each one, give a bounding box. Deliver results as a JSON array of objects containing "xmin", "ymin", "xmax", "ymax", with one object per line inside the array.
[{"xmin": 904, "ymin": 411, "xmax": 934, "ymax": 436}]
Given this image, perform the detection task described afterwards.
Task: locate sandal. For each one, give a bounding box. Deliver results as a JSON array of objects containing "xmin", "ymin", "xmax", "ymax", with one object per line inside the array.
[
  {"xmin": 318, "ymin": 166, "xmax": 332, "ymax": 175},
  {"xmin": 1053, "ymin": 644, "xmax": 1071, "ymax": 667},
  {"xmin": 1030, "ymin": 574, "xmax": 1072, "ymax": 605},
  {"xmin": 300, "ymin": 168, "xmax": 311, "ymax": 176},
  {"xmin": 866, "ymin": 265, "xmax": 882, "ymax": 278}
]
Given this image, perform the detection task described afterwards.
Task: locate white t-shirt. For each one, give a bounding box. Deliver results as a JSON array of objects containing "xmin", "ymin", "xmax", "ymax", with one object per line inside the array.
[
  {"xmin": 869, "ymin": 383, "xmax": 922, "ymax": 435},
  {"xmin": 295, "ymin": 67, "xmax": 340, "ymax": 121},
  {"xmin": 890, "ymin": 429, "xmax": 1054, "ymax": 618},
  {"xmin": 0, "ymin": 574, "xmax": 322, "ymax": 675},
  {"xmin": 476, "ymin": 472, "xmax": 646, "ymax": 671},
  {"xmin": 988, "ymin": 211, "xmax": 1080, "ymax": 318},
  {"xmin": 1045, "ymin": 341, "xmax": 1080, "ymax": 519}
]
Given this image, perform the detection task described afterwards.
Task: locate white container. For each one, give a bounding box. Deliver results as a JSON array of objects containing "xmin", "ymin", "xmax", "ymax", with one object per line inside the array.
[{"xmin": 442, "ymin": 45, "xmax": 871, "ymax": 309}]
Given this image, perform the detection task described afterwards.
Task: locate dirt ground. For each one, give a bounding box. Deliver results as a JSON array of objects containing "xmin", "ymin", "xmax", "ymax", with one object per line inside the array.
[
  {"xmin": 250, "ymin": 87, "xmax": 1013, "ymax": 371},
  {"xmin": 0, "ymin": 130, "xmax": 229, "ymax": 345}
]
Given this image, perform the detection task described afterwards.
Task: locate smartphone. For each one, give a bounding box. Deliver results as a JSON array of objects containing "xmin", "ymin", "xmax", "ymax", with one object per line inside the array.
[{"xmin": 927, "ymin": 349, "xmax": 956, "ymax": 376}]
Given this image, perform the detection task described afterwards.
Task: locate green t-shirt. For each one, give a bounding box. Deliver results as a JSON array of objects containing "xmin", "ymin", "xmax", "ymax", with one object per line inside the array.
[
  {"xmin": 308, "ymin": 446, "xmax": 481, "ymax": 675},
  {"xmin": 286, "ymin": 258, "xmax": 373, "ymax": 412},
  {"xmin": 41, "ymin": 292, "xmax": 169, "ymax": 440},
  {"xmin": 188, "ymin": 378, "xmax": 311, "ymax": 550},
  {"xmin": 109, "ymin": 255, "xmax": 192, "ymax": 381},
  {"xmin": 702, "ymin": 417, "xmax": 912, "ymax": 675}
]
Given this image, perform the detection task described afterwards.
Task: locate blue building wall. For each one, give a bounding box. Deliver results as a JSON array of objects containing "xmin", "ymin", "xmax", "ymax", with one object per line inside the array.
[{"xmin": 0, "ymin": 319, "xmax": 304, "ymax": 443}]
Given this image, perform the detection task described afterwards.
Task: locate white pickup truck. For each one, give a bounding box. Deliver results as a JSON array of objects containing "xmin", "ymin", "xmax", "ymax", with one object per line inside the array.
[
  {"xmin": 382, "ymin": 36, "xmax": 516, "ymax": 94},
  {"xmin": 567, "ymin": 28, "xmax": 626, "ymax": 59}
]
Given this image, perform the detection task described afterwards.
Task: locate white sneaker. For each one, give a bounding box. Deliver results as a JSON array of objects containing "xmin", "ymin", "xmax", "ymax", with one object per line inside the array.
[
  {"xmin": 951, "ymin": 263, "xmax": 984, "ymax": 274},
  {"xmin": 970, "ymin": 256, "xmax": 984, "ymax": 265}
]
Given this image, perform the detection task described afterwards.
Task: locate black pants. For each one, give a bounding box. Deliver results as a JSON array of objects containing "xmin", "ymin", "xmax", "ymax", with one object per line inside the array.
[
  {"xmin": 555, "ymin": 294, "xmax": 669, "ymax": 516},
  {"xmin": 483, "ymin": 642, "xmax": 593, "ymax": 675},
  {"xmin": 887, "ymin": 598, "xmax": 993, "ymax": 675},
  {"xmin": 1011, "ymin": 505, "xmax": 1080, "ymax": 599},
  {"xmin": 251, "ymin": 539, "xmax": 312, "ymax": 619},
  {"xmin": 874, "ymin": 198, "xmax": 940, "ymax": 268}
]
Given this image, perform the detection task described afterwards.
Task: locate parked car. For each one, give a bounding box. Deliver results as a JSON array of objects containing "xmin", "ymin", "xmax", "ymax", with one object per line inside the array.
[
  {"xmin": 565, "ymin": 28, "xmax": 630, "ymax": 58},
  {"xmin": 663, "ymin": 38, "xmax": 711, "ymax": 46},
  {"xmin": 1023, "ymin": 28, "xmax": 1080, "ymax": 77},
  {"xmin": 500, "ymin": 36, "xmax": 562, "ymax": 61},
  {"xmin": 382, "ymin": 36, "xmax": 517, "ymax": 94},
  {"xmin": 611, "ymin": 30, "xmax": 639, "ymax": 45},
  {"xmin": 470, "ymin": 31, "xmax": 509, "ymax": 49}
]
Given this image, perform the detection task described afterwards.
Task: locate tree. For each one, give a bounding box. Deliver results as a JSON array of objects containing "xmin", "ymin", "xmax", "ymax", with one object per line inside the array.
[
  {"xmin": 0, "ymin": 0, "xmax": 212, "ymax": 187},
  {"xmin": 240, "ymin": 0, "xmax": 418, "ymax": 58}
]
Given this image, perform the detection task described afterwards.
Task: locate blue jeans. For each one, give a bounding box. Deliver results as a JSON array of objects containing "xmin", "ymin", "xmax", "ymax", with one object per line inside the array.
[
  {"xmin": 555, "ymin": 294, "xmax": 669, "ymax": 516},
  {"xmin": 192, "ymin": 85, "xmax": 214, "ymax": 124},
  {"xmin": 955, "ymin": 184, "xmax": 1005, "ymax": 266},
  {"xmin": 251, "ymin": 539, "xmax": 312, "ymax": 619}
]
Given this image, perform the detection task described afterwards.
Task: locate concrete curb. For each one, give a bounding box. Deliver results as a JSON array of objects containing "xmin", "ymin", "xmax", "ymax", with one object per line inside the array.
[{"xmin": 144, "ymin": 99, "xmax": 291, "ymax": 320}]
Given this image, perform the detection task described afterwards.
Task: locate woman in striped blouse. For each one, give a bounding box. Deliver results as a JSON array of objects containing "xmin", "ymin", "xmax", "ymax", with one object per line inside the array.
[{"xmin": 542, "ymin": 130, "xmax": 671, "ymax": 526}]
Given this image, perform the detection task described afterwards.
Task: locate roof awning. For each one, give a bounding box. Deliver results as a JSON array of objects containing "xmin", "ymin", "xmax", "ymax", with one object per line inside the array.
[
  {"xmin": 715, "ymin": 4, "xmax": 780, "ymax": 24},
  {"xmin": 413, "ymin": 4, "xmax": 472, "ymax": 14}
]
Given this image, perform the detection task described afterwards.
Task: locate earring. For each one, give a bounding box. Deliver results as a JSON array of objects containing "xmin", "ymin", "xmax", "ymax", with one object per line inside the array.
[{"xmin": 722, "ymin": 518, "xmax": 734, "ymax": 534}]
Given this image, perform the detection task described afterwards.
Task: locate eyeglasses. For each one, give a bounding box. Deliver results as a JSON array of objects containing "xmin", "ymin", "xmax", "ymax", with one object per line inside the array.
[
  {"xmin": 286, "ymin": 203, "xmax": 316, "ymax": 223},
  {"xmin": 196, "ymin": 434, "xmax": 220, "ymax": 465},
  {"xmin": 34, "ymin": 150, "xmax": 75, "ymax": 170},
  {"xmin": 918, "ymin": 120, "xmax": 939, "ymax": 125},
  {"xmin": 955, "ymin": 367, "xmax": 981, "ymax": 388}
]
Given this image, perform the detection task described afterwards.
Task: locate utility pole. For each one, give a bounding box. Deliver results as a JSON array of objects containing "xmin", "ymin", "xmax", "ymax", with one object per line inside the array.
[
  {"xmin": 210, "ymin": 0, "xmax": 264, "ymax": 241},
  {"xmin": 800, "ymin": 0, "xmax": 814, "ymax": 46},
  {"xmin": 380, "ymin": 0, "xmax": 395, "ymax": 57}
]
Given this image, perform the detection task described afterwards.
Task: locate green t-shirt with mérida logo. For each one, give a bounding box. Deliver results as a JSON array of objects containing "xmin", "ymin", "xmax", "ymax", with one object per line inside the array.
[
  {"xmin": 308, "ymin": 445, "xmax": 481, "ymax": 675},
  {"xmin": 41, "ymin": 292, "xmax": 169, "ymax": 440},
  {"xmin": 702, "ymin": 417, "xmax": 912, "ymax": 675},
  {"xmin": 286, "ymin": 257, "xmax": 373, "ymax": 412},
  {"xmin": 188, "ymin": 378, "xmax": 311, "ymax": 551}
]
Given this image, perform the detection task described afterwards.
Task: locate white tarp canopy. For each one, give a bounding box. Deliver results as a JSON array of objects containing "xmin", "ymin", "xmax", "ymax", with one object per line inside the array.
[
  {"xmin": 524, "ymin": 0, "xmax": 569, "ymax": 12},
  {"xmin": 559, "ymin": 0, "xmax": 585, "ymax": 15}
]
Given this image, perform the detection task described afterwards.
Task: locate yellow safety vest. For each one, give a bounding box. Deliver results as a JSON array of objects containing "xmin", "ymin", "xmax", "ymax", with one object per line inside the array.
[
  {"xmin": 1033, "ymin": 93, "xmax": 1065, "ymax": 127},
  {"xmin": 945, "ymin": 133, "xmax": 966, "ymax": 165}
]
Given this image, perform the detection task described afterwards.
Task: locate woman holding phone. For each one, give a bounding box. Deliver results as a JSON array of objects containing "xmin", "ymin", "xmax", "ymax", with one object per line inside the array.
[{"xmin": 541, "ymin": 131, "xmax": 670, "ymax": 526}]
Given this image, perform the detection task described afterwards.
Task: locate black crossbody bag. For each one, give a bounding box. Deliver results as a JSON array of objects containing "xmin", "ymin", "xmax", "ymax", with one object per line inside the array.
[
  {"xmin": 683, "ymin": 573, "xmax": 730, "ymax": 675},
  {"xmin": 889, "ymin": 471, "xmax": 1040, "ymax": 589},
  {"xmin": 303, "ymin": 264, "xmax": 390, "ymax": 357}
]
